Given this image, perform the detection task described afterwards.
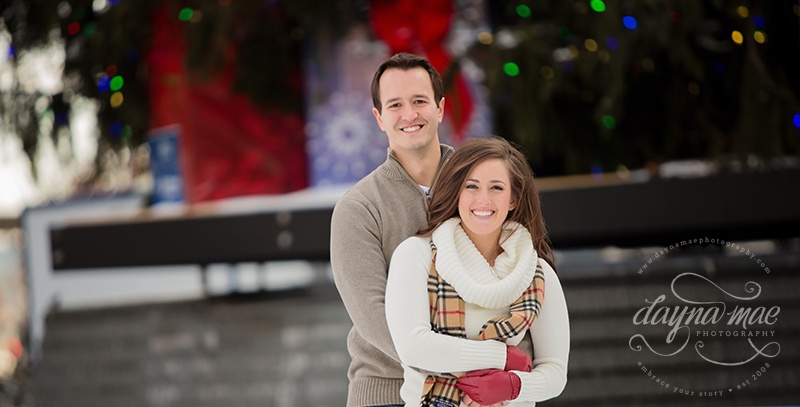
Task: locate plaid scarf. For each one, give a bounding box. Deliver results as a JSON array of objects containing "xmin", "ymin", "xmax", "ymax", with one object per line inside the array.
[{"xmin": 420, "ymin": 241, "xmax": 545, "ymax": 407}]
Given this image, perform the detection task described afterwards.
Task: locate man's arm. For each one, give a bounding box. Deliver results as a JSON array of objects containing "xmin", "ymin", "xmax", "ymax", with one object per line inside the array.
[{"xmin": 330, "ymin": 197, "xmax": 399, "ymax": 360}]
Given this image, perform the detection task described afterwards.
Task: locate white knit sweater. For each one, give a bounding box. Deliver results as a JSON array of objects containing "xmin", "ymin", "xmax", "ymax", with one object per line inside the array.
[{"xmin": 386, "ymin": 218, "xmax": 570, "ymax": 407}]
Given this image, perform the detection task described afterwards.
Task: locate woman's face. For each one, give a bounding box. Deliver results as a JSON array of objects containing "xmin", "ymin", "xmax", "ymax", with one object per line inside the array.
[{"xmin": 458, "ymin": 158, "xmax": 516, "ymax": 244}]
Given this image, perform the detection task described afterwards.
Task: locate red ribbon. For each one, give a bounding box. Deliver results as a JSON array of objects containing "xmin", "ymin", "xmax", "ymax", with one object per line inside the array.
[{"xmin": 370, "ymin": 0, "xmax": 474, "ymax": 142}]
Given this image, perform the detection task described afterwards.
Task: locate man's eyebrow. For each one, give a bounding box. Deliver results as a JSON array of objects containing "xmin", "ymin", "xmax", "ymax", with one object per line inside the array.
[{"xmin": 384, "ymin": 94, "xmax": 431, "ymax": 104}]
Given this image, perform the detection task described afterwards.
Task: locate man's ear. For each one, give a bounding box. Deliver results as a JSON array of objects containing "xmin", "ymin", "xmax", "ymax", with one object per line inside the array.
[{"xmin": 372, "ymin": 107, "xmax": 385, "ymax": 131}]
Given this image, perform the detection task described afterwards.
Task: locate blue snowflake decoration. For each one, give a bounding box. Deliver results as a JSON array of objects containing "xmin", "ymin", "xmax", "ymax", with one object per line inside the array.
[{"xmin": 306, "ymin": 92, "xmax": 388, "ymax": 186}]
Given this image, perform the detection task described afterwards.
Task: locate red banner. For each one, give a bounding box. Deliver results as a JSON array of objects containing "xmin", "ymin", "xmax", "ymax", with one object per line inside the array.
[{"xmin": 146, "ymin": 4, "xmax": 308, "ymax": 203}]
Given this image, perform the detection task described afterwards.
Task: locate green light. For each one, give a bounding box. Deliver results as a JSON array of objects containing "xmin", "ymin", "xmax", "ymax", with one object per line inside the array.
[
  {"xmin": 602, "ymin": 115, "xmax": 616, "ymax": 129},
  {"xmin": 558, "ymin": 26, "xmax": 572, "ymax": 39},
  {"xmin": 121, "ymin": 125, "xmax": 133, "ymax": 140},
  {"xmin": 516, "ymin": 5, "xmax": 532, "ymax": 18},
  {"xmin": 110, "ymin": 75, "xmax": 124, "ymax": 91},
  {"xmin": 503, "ymin": 62, "xmax": 520, "ymax": 77},
  {"xmin": 178, "ymin": 8, "xmax": 193, "ymax": 22},
  {"xmin": 590, "ymin": 0, "xmax": 606, "ymax": 12},
  {"xmin": 82, "ymin": 22, "xmax": 96, "ymax": 36}
]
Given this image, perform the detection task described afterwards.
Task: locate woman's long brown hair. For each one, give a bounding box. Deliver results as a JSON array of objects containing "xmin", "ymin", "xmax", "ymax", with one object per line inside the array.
[{"xmin": 419, "ymin": 136, "xmax": 555, "ymax": 268}]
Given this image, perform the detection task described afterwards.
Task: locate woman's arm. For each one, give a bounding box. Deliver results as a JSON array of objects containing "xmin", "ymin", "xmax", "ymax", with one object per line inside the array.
[
  {"xmin": 385, "ymin": 237, "xmax": 508, "ymax": 374},
  {"xmin": 512, "ymin": 261, "xmax": 570, "ymax": 402}
]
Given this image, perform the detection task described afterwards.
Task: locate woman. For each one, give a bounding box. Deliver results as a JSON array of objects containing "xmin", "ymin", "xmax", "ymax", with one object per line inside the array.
[{"xmin": 385, "ymin": 137, "xmax": 569, "ymax": 407}]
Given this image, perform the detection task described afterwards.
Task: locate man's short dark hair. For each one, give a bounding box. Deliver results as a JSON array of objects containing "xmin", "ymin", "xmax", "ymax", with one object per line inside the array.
[{"xmin": 370, "ymin": 53, "xmax": 444, "ymax": 113}]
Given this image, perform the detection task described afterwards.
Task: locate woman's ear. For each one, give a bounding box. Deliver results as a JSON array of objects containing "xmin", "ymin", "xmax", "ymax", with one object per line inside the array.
[{"xmin": 509, "ymin": 200, "xmax": 517, "ymax": 211}]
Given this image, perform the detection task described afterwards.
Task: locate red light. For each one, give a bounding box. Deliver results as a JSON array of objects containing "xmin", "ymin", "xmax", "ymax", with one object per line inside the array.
[{"xmin": 67, "ymin": 22, "xmax": 81, "ymax": 36}]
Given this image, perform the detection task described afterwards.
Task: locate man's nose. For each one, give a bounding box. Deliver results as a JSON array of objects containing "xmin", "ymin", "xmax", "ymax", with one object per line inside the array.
[{"xmin": 401, "ymin": 104, "xmax": 417, "ymax": 120}]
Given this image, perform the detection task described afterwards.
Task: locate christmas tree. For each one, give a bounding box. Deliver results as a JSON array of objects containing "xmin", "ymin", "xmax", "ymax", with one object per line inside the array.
[{"xmin": 482, "ymin": 0, "xmax": 800, "ymax": 175}]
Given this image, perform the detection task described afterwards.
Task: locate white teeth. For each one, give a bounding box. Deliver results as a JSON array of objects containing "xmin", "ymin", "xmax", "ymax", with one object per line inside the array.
[
  {"xmin": 473, "ymin": 210, "xmax": 493, "ymax": 217},
  {"xmin": 402, "ymin": 125, "xmax": 421, "ymax": 132}
]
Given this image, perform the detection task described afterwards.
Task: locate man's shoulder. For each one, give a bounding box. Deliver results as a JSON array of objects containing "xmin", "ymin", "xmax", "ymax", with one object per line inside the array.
[
  {"xmin": 338, "ymin": 166, "xmax": 384, "ymax": 203},
  {"xmin": 332, "ymin": 164, "xmax": 392, "ymax": 219},
  {"xmin": 339, "ymin": 153, "xmax": 414, "ymax": 202}
]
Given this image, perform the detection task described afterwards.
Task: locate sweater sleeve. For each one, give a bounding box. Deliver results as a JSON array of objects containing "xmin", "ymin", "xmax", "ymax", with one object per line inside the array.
[
  {"xmin": 386, "ymin": 237, "xmax": 507, "ymax": 374},
  {"xmin": 330, "ymin": 196, "xmax": 399, "ymax": 361},
  {"xmin": 512, "ymin": 260, "xmax": 570, "ymax": 402}
]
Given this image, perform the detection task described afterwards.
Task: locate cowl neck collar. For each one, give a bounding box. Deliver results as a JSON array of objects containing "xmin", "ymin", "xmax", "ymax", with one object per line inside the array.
[{"xmin": 431, "ymin": 217, "xmax": 538, "ymax": 309}]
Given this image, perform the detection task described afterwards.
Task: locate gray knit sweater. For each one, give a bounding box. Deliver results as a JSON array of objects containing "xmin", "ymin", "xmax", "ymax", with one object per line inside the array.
[{"xmin": 330, "ymin": 144, "xmax": 453, "ymax": 406}]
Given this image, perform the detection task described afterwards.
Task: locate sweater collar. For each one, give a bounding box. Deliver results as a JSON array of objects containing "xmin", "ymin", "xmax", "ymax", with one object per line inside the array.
[
  {"xmin": 381, "ymin": 144, "xmax": 454, "ymax": 181},
  {"xmin": 431, "ymin": 218, "xmax": 538, "ymax": 309}
]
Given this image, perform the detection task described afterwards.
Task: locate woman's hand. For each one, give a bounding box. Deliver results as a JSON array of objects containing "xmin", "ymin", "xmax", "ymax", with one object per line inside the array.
[
  {"xmin": 457, "ymin": 369, "xmax": 521, "ymax": 405},
  {"xmin": 462, "ymin": 393, "xmax": 510, "ymax": 407},
  {"xmin": 504, "ymin": 345, "xmax": 532, "ymax": 372}
]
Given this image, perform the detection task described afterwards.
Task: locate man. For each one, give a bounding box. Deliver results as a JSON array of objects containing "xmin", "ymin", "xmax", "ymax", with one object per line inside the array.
[{"xmin": 331, "ymin": 53, "xmax": 531, "ymax": 407}]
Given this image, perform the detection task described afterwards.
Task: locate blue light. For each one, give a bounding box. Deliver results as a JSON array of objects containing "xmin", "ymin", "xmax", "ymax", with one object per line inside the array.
[
  {"xmin": 793, "ymin": 113, "xmax": 800, "ymax": 129},
  {"xmin": 7, "ymin": 45, "xmax": 14, "ymax": 58},
  {"xmin": 97, "ymin": 76, "xmax": 110, "ymax": 92},
  {"xmin": 753, "ymin": 15, "xmax": 765, "ymax": 28},
  {"xmin": 713, "ymin": 61, "xmax": 725, "ymax": 76},
  {"xmin": 55, "ymin": 111, "xmax": 69, "ymax": 126},
  {"xmin": 590, "ymin": 164, "xmax": 604, "ymax": 179},
  {"xmin": 110, "ymin": 121, "xmax": 123, "ymax": 138},
  {"xmin": 606, "ymin": 37, "xmax": 619, "ymax": 50},
  {"xmin": 623, "ymin": 16, "xmax": 638, "ymax": 30}
]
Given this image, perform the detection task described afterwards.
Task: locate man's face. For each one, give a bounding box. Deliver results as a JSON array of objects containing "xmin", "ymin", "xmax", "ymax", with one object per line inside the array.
[{"xmin": 372, "ymin": 67, "xmax": 445, "ymax": 154}]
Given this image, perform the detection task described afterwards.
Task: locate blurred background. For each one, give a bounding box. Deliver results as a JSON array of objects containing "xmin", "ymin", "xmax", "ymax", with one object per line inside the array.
[{"xmin": 1, "ymin": 0, "xmax": 799, "ymax": 406}]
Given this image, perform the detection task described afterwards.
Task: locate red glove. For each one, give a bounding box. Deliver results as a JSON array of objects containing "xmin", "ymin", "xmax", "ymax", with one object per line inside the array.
[
  {"xmin": 457, "ymin": 369, "xmax": 521, "ymax": 405},
  {"xmin": 504, "ymin": 345, "xmax": 532, "ymax": 372}
]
